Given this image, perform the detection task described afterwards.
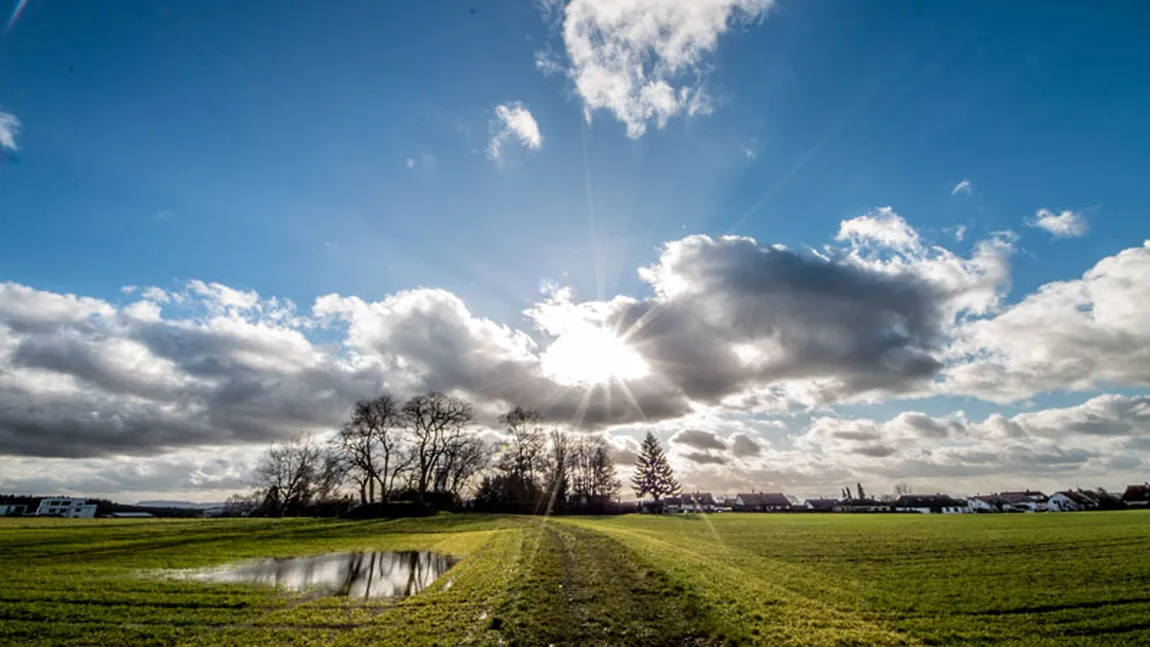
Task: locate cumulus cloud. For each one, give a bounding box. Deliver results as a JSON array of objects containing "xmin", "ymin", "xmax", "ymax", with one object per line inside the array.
[
  {"xmin": 546, "ymin": 0, "xmax": 773, "ymax": 138},
  {"xmin": 789, "ymin": 393, "xmax": 1150, "ymax": 490},
  {"xmin": 0, "ymin": 110, "xmax": 19, "ymax": 151},
  {"xmin": 683, "ymin": 451, "xmax": 729, "ymax": 465},
  {"xmin": 1028, "ymin": 208, "xmax": 1088, "ymax": 238},
  {"xmin": 951, "ymin": 179, "xmax": 971, "ymax": 196},
  {"xmin": 730, "ymin": 432, "xmax": 761, "ymax": 457},
  {"xmin": 488, "ymin": 102, "xmax": 543, "ymax": 163},
  {"xmin": 943, "ymin": 241, "xmax": 1150, "ymax": 401},
  {"xmin": 6, "ymin": 207, "xmax": 1150, "ymax": 497},
  {"xmin": 671, "ymin": 428, "xmax": 727, "ymax": 451}
]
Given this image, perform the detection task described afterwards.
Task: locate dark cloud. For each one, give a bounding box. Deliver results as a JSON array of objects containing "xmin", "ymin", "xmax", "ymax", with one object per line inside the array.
[
  {"xmin": 606, "ymin": 235, "xmax": 946, "ymax": 405},
  {"xmin": 730, "ymin": 433, "xmax": 762, "ymax": 457},
  {"xmin": 682, "ymin": 451, "xmax": 729, "ymax": 465},
  {"xmin": 670, "ymin": 429, "xmax": 727, "ymax": 451}
]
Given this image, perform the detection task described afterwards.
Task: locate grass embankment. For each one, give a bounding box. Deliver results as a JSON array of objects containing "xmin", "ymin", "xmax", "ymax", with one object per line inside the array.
[{"xmin": 2, "ymin": 511, "xmax": 1148, "ymax": 645}]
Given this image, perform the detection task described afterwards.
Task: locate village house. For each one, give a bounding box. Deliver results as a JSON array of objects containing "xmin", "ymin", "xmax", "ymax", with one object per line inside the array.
[
  {"xmin": 966, "ymin": 495, "xmax": 1000, "ymax": 513},
  {"xmin": 1048, "ymin": 490, "xmax": 1100, "ymax": 512},
  {"xmin": 0, "ymin": 504, "xmax": 26, "ymax": 516},
  {"xmin": 680, "ymin": 492, "xmax": 718, "ymax": 513},
  {"xmin": 34, "ymin": 497, "xmax": 97, "ymax": 518},
  {"xmin": 997, "ymin": 490, "xmax": 1048, "ymax": 512},
  {"xmin": 894, "ymin": 494, "xmax": 968, "ymax": 514},
  {"xmin": 1121, "ymin": 483, "xmax": 1150, "ymax": 508},
  {"xmin": 734, "ymin": 492, "xmax": 791, "ymax": 512},
  {"xmin": 833, "ymin": 498, "xmax": 888, "ymax": 513},
  {"xmin": 802, "ymin": 498, "xmax": 838, "ymax": 512}
]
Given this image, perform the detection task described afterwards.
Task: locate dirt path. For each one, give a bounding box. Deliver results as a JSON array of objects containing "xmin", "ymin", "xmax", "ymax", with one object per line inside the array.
[{"xmin": 490, "ymin": 519, "xmax": 716, "ymax": 646}]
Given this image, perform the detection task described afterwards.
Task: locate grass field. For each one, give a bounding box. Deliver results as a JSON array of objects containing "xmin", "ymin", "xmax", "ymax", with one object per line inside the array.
[{"xmin": 3, "ymin": 512, "xmax": 1149, "ymax": 646}]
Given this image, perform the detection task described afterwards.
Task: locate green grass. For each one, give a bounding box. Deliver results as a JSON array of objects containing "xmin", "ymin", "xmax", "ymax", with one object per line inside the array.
[{"xmin": 2, "ymin": 512, "xmax": 1148, "ymax": 645}]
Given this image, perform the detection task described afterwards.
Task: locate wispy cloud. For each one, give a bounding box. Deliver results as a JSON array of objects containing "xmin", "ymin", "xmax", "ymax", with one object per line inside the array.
[
  {"xmin": 405, "ymin": 158, "xmax": 416, "ymax": 169},
  {"xmin": 1028, "ymin": 208, "xmax": 1088, "ymax": 239},
  {"xmin": 154, "ymin": 209, "xmax": 174, "ymax": 220},
  {"xmin": 487, "ymin": 101, "xmax": 543, "ymax": 163},
  {"xmin": 546, "ymin": 0, "xmax": 774, "ymax": 138},
  {"xmin": 955, "ymin": 225, "xmax": 967, "ymax": 242},
  {"xmin": 0, "ymin": 110, "xmax": 20, "ymax": 151},
  {"xmin": 951, "ymin": 179, "xmax": 972, "ymax": 196}
]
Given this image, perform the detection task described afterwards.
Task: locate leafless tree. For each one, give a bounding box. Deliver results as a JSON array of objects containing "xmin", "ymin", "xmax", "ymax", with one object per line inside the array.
[
  {"xmin": 314, "ymin": 445, "xmax": 350, "ymax": 503},
  {"xmin": 403, "ymin": 392, "xmax": 474, "ymax": 501},
  {"xmin": 570, "ymin": 434, "xmax": 620, "ymax": 502},
  {"xmin": 253, "ymin": 434, "xmax": 322, "ymax": 516},
  {"xmin": 543, "ymin": 429, "xmax": 570, "ymax": 515},
  {"xmin": 497, "ymin": 406, "xmax": 548, "ymax": 486},
  {"xmin": 335, "ymin": 395, "xmax": 406, "ymax": 503},
  {"xmin": 435, "ymin": 434, "xmax": 489, "ymax": 496}
]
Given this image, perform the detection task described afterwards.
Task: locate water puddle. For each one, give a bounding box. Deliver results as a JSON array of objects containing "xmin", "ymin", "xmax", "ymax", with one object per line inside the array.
[{"xmin": 167, "ymin": 551, "xmax": 458, "ymax": 599}]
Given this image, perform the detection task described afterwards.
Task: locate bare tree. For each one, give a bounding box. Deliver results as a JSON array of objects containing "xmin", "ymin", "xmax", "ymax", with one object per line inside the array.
[
  {"xmin": 571, "ymin": 434, "xmax": 620, "ymax": 503},
  {"xmin": 403, "ymin": 392, "xmax": 474, "ymax": 501},
  {"xmin": 543, "ymin": 429, "xmax": 570, "ymax": 515},
  {"xmin": 335, "ymin": 395, "xmax": 405, "ymax": 503},
  {"xmin": 253, "ymin": 434, "xmax": 322, "ymax": 516},
  {"xmin": 497, "ymin": 406, "xmax": 548, "ymax": 487},
  {"xmin": 314, "ymin": 445, "xmax": 350, "ymax": 503},
  {"xmin": 435, "ymin": 435, "xmax": 488, "ymax": 496}
]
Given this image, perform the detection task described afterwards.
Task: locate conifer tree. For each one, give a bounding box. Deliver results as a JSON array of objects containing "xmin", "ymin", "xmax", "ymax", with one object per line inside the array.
[{"xmin": 630, "ymin": 432, "xmax": 680, "ymax": 502}]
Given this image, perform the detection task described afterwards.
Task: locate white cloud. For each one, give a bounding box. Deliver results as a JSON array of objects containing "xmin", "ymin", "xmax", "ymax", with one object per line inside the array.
[
  {"xmin": 488, "ymin": 102, "xmax": 543, "ymax": 163},
  {"xmin": 7, "ymin": 211, "xmax": 1150, "ymax": 498},
  {"xmin": 784, "ymin": 393, "xmax": 1150, "ymax": 494},
  {"xmin": 0, "ymin": 110, "xmax": 20, "ymax": 152},
  {"xmin": 548, "ymin": 0, "xmax": 773, "ymax": 138},
  {"xmin": 836, "ymin": 206, "xmax": 920, "ymax": 250},
  {"xmin": 955, "ymin": 225, "xmax": 967, "ymax": 242},
  {"xmin": 1028, "ymin": 208, "xmax": 1088, "ymax": 238},
  {"xmin": 943, "ymin": 241, "xmax": 1150, "ymax": 401},
  {"xmin": 951, "ymin": 179, "xmax": 971, "ymax": 196},
  {"xmin": 405, "ymin": 157, "xmax": 416, "ymax": 169}
]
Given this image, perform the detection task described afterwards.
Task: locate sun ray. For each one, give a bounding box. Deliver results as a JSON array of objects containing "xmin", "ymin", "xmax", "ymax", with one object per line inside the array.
[{"xmin": 6, "ymin": 0, "xmax": 29, "ymax": 34}]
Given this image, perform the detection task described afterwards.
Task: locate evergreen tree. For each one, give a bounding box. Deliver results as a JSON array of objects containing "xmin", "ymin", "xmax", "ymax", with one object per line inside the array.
[{"xmin": 630, "ymin": 432, "xmax": 680, "ymax": 502}]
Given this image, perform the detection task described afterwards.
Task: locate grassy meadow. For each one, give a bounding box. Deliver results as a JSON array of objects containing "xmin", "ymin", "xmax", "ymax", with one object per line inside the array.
[{"xmin": 2, "ymin": 511, "xmax": 1149, "ymax": 646}]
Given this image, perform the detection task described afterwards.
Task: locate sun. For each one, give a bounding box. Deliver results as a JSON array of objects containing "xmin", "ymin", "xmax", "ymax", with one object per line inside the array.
[{"xmin": 540, "ymin": 325, "xmax": 650, "ymax": 386}]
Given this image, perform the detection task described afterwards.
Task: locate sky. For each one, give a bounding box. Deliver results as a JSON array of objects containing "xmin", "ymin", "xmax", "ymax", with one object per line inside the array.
[{"xmin": 2, "ymin": 0, "xmax": 1149, "ymax": 503}]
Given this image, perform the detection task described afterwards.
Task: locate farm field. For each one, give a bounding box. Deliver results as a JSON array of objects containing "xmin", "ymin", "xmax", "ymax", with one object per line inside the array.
[{"xmin": 2, "ymin": 511, "xmax": 1149, "ymax": 646}]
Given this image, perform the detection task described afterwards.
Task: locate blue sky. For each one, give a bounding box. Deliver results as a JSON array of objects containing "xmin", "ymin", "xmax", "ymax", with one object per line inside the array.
[{"xmin": 2, "ymin": 0, "xmax": 1150, "ymax": 499}]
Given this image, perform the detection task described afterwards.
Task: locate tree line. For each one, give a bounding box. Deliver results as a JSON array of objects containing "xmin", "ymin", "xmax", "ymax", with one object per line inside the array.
[{"xmin": 240, "ymin": 393, "xmax": 679, "ymax": 517}]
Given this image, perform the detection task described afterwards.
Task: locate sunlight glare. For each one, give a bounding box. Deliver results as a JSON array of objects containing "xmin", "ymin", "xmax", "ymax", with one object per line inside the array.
[{"xmin": 541, "ymin": 325, "xmax": 649, "ymax": 386}]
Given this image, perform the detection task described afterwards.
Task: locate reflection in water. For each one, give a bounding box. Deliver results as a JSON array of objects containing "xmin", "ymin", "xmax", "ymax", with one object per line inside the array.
[{"xmin": 174, "ymin": 551, "xmax": 458, "ymax": 599}]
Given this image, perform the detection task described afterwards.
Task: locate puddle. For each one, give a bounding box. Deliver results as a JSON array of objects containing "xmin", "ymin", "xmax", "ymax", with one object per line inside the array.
[{"xmin": 167, "ymin": 551, "xmax": 458, "ymax": 599}]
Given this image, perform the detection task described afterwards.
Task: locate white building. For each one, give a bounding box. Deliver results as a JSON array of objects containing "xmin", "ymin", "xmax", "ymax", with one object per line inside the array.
[
  {"xmin": 894, "ymin": 494, "xmax": 968, "ymax": 514},
  {"xmin": 0, "ymin": 504, "xmax": 27, "ymax": 516},
  {"xmin": 1048, "ymin": 491, "xmax": 1099, "ymax": 512},
  {"xmin": 35, "ymin": 497, "xmax": 97, "ymax": 518}
]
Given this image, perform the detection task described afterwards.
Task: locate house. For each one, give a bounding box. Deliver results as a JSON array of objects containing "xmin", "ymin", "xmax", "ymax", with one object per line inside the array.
[
  {"xmin": 0, "ymin": 504, "xmax": 27, "ymax": 516},
  {"xmin": 681, "ymin": 492, "xmax": 718, "ymax": 513},
  {"xmin": 967, "ymin": 495, "xmax": 1001, "ymax": 513},
  {"xmin": 1121, "ymin": 484, "xmax": 1150, "ymax": 508},
  {"xmin": 803, "ymin": 498, "xmax": 838, "ymax": 512},
  {"xmin": 894, "ymin": 494, "xmax": 967, "ymax": 514},
  {"xmin": 35, "ymin": 497, "xmax": 98, "ymax": 518},
  {"xmin": 833, "ymin": 498, "xmax": 888, "ymax": 513},
  {"xmin": 662, "ymin": 497, "xmax": 684, "ymax": 514},
  {"xmin": 998, "ymin": 490, "xmax": 1048, "ymax": 512},
  {"xmin": 1048, "ymin": 491, "xmax": 1100, "ymax": 512},
  {"xmin": 734, "ymin": 492, "xmax": 791, "ymax": 512}
]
